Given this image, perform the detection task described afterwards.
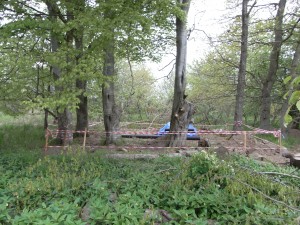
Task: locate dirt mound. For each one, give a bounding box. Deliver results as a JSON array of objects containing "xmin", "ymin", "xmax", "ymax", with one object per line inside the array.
[{"xmin": 203, "ymin": 133, "xmax": 289, "ymax": 165}]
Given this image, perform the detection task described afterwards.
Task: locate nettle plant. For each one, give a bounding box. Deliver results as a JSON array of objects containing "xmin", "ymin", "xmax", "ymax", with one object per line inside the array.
[{"xmin": 186, "ymin": 151, "xmax": 220, "ymax": 177}]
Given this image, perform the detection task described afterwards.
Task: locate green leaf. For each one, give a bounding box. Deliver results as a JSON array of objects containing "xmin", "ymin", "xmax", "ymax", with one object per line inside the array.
[
  {"xmin": 296, "ymin": 100, "xmax": 300, "ymax": 111},
  {"xmin": 291, "ymin": 76, "xmax": 300, "ymax": 85},
  {"xmin": 288, "ymin": 91, "xmax": 300, "ymax": 105},
  {"xmin": 282, "ymin": 91, "xmax": 289, "ymax": 100},
  {"xmin": 283, "ymin": 75, "xmax": 291, "ymax": 84},
  {"xmin": 284, "ymin": 113, "xmax": 293, "ymax": 126}
]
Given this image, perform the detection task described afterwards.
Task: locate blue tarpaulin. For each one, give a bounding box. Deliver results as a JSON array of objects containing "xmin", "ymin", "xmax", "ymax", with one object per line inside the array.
[{"xmin": 157, "ymin": 122, "xmax": 198, "ymax": 137}]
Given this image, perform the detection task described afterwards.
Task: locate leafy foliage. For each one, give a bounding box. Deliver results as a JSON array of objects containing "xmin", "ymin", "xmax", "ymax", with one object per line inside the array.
[
  {"xmin": 0, "ymin": 0, "xmax": 179, "ymax": 118},
  {"xmin": 0, "ymin": 144, "xmax": 299, "ymax": 224}
]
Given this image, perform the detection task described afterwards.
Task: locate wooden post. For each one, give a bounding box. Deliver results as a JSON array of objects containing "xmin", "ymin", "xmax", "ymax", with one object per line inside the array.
[
  {"xmin": 279, "ymin": 131, "xmax": 282, "ymax": 155},
  {"xmin": 83, "ymin": 128, "xmax": 87, "ymax": 150},
  {"xmin": 63, "ymin": 130, "xmax": 67, "ymax": 146},
  {"xmin": 44, "ymin": 129, "xmax": 49, "ymax": 152},
  {"xmin": 244, "ymin": 131, "xmax": 247, "ymax": 152}
]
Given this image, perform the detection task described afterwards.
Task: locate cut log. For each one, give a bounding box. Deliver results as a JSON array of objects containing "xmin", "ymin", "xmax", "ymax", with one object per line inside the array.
[
  {"xmin": 282, "ymin": 150, "xmax": 300, "ymax": 168},
  {"xmin": 290, "ymin": 153, "xmax": 300, "ymax": 168}
]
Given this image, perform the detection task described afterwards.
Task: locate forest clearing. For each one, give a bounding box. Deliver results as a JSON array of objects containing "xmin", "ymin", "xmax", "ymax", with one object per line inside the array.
[
  {"xmin": 1, "ymin": 115, "xmax": 300, "ymax": 224},
  {"xmin": 1, "ymin": 0, "xmax": 300, "ymax": 224}
]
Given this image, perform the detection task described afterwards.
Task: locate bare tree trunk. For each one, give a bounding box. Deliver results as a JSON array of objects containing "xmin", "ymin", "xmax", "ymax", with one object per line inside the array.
[
  {"xmin": 75, "ymin": 32, "xmax": 88, "ymax": 134},
  {"xmin": 233, "ymin": 0, "xmax": 253, "ymax": 131},
  {"xmin": 44, "ymin": 108, "xmax": 48, "ymax": 129},
  {"xmin": 168, "ymin": 0, "xmax": 192, "ymax": 147},
  {"xmin": 75, "ymin": 79, "xmax": 88, "ymax": 133},
  {"xmin": 70, "ymin": 0, "xmax": 88, "ymax": 134},
  {"xmin": 56, "ymin": 109, "xmax": 73, "ymax": 145},
  {"xmin": 102, "ymin": 42, "xmax": 120, "ymax": 145},
  {"xmin": 101, "ymin": 1, "xmax": 121, "ymax": 145},
  {"xmin": 280, "ymin": 41, "xmax": 300, "ymax": 136},
  {"xmin": 259, "ymin": 0, "xmax": 286, "ymax": 130}
]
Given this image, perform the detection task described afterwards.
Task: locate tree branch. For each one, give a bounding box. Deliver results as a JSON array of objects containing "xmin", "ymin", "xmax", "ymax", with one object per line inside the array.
[
  {"xmin": 232, "ymin": 176, "xmax": 300, "ymax": 212},
  {"xmin": 258, "ymin": 171, "xmax": 300, "ymax": 180}
]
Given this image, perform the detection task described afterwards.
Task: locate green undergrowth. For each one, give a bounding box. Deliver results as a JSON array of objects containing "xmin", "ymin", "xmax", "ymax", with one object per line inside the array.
[
  {"xmin": 282, "ymin": 136, "xmax": 300, "ymax": 149},
  {"xmin": 0, "ymin": 150, "xmax": 299, "ymax": 225},
  {"xmin": 0, "ymin": 124, "xmax": 44, "ymax": 151},
  {"xmin": 0, "ymin": 113, "xmax": 44, "ymax": 126}
]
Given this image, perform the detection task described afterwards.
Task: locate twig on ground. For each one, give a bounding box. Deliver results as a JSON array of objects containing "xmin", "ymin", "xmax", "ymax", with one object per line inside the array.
[
  {"xmin": 155, "ymin": 167, "xmax": 178, "ymax": 174},
  {"xmin": 232, "ymin": 177, "xmax": 300, "ymax": 212},
  {"xmin": 258, "ymin": 172, "xmax": 300, "ymax": 180}
]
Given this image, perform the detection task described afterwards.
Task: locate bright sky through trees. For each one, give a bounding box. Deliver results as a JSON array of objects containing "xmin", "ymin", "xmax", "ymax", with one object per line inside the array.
[{"xmin": 148, "ymin": 0, "xmax": 227, "ymax": 79}]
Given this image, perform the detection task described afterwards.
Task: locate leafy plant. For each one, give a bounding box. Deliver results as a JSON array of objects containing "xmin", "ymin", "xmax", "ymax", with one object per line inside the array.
[{"xmin": 0, "ymin": 139, "xmax": 299, "ymax": 224}]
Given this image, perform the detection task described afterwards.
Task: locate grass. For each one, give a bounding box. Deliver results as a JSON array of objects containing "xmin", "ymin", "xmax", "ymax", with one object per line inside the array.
[
  {"xmin": 0, "ymin": 112, "xmax": 44, "ymax": 126},
  {"xmin": 282, "ymin": 136, "xmax": 300, "ymax": 149},
  {"xmin": 0, "ymin": 124, "xmax": 45, "ymax": 152},
  {"xmin": 256, "ymin": 133, "xmax": 300, "ymax": 150}
]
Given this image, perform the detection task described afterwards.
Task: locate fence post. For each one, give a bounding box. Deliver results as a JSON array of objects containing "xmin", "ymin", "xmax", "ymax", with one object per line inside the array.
[
  {"xmin": 243, "ymin": 131, "xmax": 247, "ymax": 152},
  {"xmin": 44, "ymin": 129, "xmax": 49, "ymax": 152},
  {"xmin": 279, "ymin": 131, "xmax": 282, "ymax": 155},
  {"xmin": 83, "ymin": 128, "xmax": 87, "ymax": 150}
]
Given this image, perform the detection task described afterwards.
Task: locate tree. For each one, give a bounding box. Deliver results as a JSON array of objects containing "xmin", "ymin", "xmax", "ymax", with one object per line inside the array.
[
  {"xmin": 73, "ymin": 0, "xmax": 89, "ymax": 134},
  {"xmin": 45, "ymin": 0, "xmax": 73, "ymax": 144},
  {"xmin": 233, "ymin": 0, "xmax": 256, "ymax": 130},
  {"xmin": 168, "ymin": 0, "xmax": 192, "ymax": 147},
  {"xmin": 259, "ymin": 0, "xmax": 287, "ymax": 130},
  {"xmin": 115, "ymin": 63, "xmax": 158, "ymax": 121},
  {"xmin": 101, "ymin": 4, "xmax": 119, "ymax": 145},
  {"xmin": 281, "ymin": 40, "xmax": 300, "ymax": 133},
  {"xmin": 1, "ymin": 0, "xmax": 178, "ymax": 146},
  {"xmin": 97, "ymin": 0, "xmax": 178, "ymax": 144},
  {"xmin": 187, "ymin": 51, "xmax": 237, "ymax": 125}
]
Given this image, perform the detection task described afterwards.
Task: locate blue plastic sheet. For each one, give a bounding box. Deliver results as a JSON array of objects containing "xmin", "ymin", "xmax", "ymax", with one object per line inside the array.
[{"xmin": 157, "ymin": 122, "xmax": 198, "ymax": 137}]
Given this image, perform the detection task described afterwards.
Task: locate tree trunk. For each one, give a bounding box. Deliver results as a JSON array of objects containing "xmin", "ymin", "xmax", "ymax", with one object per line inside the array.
[
  {"xmin": 280, "ymin": 41, "xmax": 300, "ymax": 135},
  {"xmin": 44, "ymin": 108, "xmax": 48, "ymax": 129},
  {"xmin": 259, "ymin": 0, "xmax": 286, "ymax": 130},
  {"xmin": 56, "ymin": 108, "xmax": 73, "ymax": 145},
  {"xmin": 76, "ymin": 79, "xmax": 88, "ymax": 133},
  {"xmin": 101, "ymin": 2, "xmax": 121, "ymax": 145},
  {"xmin": 168, "ymin": 0, "xmax": 192, "ymax": 147},
  {"xmin": 74, "ymin": 0, "xmax": 88, "ymax": 134},
  {"xmin": 102, "ymin": 42, "xmax": 120, "ymax": 145},
  {"xmin": 46, "ymin": 1, "xmax": 73, "ymax": 145},
  {"xmin": 233, "ymin": 0, "xmax": 251, "ymax": 131},
  {"xmin": 75, "ymin": 30, "xmax": 88, "ymax": 134}
]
